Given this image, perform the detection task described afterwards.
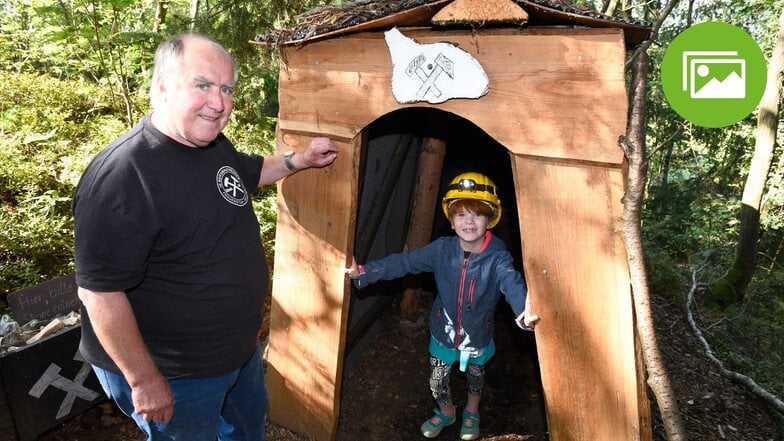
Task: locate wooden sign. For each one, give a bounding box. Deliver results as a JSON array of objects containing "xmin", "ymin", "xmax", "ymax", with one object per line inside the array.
[
  {"xmin": 7, "ymin": 274, "xmax": 80, "ymax": 324},
  {"xmin": 385, "ymin": 27, "xmax": 489, "ymax": 104},
  {"xmin": 0, "ymin": 326, "xmax": 104, "ymax": 441}
]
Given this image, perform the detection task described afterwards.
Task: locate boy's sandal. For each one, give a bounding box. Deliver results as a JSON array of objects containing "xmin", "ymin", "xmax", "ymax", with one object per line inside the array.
[
  {"xmin": 460, "ymin": 410, "xmax": 481, "ymax": 440},
  {"xmin": 420, "ymin": 408, "xmax": 456, "ymax": 438}
]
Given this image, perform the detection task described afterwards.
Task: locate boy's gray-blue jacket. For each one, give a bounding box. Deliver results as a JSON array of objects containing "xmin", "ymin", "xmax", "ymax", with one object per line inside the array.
[{"xmin": 353, "ymin": 233, "xmax": 527, "ymax": 352}]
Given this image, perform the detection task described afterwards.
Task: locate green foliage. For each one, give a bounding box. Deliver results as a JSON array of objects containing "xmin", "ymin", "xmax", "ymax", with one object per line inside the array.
[
  {"xmin": 642, "ymin": 245, "xmax": 690, "ymax": 303},
  {"xmin": 644, "ymin": 179, "xmax": 742, "ymax": 263},
  {"xmin": 698, "ymin": 271, "xmax": 784, "ymax": 398},
  {"xmin": 1, "ymin": 0, "xmax": 168, "ymax": 125},
  {"xmin": 709, "ymin": 259, "xmax": 745, "ymax": 308},
  {"xmin": 0, "ymin": 71, "xmax": 135, "ymax": 295},
  {"xmin": 224, "ymin": 118, "xmax": 280, "ymax": 263},
  {"xmin": 640, "ymin": 0, "xmax": 784, "ymax": 408}
]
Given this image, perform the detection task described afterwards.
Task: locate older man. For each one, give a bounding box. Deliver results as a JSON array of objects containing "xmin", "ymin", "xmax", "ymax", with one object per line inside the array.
[{"xmin": 73, "ymin": 33, "xmax": 339, "ymax": 440}]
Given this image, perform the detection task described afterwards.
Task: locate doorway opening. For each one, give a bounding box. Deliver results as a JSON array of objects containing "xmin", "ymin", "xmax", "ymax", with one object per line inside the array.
[{"xmin": 339, "ymin": 107, "xmax": 547, "ymax": 439}]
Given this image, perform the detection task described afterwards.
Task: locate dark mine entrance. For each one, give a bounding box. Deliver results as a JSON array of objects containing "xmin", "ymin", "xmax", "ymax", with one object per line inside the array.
[{"xmin": 339, "ymin": 108, "xmax": 547, "ymax": 440}]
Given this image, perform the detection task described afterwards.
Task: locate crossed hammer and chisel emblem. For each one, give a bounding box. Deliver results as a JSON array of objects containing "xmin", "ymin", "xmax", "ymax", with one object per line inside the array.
[{"xmin": 406, "ymin": 52, "xmax": 455, "ymax": 99}]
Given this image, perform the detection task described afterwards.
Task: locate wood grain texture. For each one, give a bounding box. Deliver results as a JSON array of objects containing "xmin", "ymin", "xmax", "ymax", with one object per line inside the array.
[
  {"xmin": 514, "ymin": 156, "xmax": 643, "ymax": 440},
  {"xmin": 277, "ymin": 28, "xmax": 627, "ymax": 165},
  {"xmin": 431, "ymin": 0, "xmax": 529, "ymax": 25},
  {"xmin": 266, "ymin": 133, "xmax": 360, "ymax": 440}
]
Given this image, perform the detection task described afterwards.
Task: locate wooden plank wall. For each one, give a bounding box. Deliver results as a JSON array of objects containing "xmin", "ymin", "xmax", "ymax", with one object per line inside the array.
[
  {"xmin": 266, "ymin": 132, "xmax": 360, "ymax": 440},
  {"xmin": 275, "ymin": 28, "xmax": 627, "ymax": 165},
  {"xmin": 514, "ymin": 157, "xmax": 641, "ymax": 440},
  {"xmin": 267, "ymin": 27, "xmax": 651, "ymax": 441}
]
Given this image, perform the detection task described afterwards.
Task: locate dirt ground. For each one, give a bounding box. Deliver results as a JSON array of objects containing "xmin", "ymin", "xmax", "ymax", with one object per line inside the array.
[{"xmin": 37, "ymin": 293, "xmax": 783, "ymax": 441}]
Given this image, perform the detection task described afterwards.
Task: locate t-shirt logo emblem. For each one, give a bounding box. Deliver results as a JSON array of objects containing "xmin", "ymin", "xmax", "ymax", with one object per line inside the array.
[{"xmin": 216, "ymin": 166, "xmax": 248, "ymax": 206}]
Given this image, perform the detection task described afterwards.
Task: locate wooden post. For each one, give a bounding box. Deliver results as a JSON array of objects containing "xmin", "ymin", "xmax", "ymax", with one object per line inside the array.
[{"xmin": 399, "ymin": 136, "xmax": 447, "ymax": 316}]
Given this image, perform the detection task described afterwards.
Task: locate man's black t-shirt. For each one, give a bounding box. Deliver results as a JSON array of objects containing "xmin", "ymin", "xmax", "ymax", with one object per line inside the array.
[{"xmin": 73, "ymin": 116, "xmax": 267, "ymax": 378}]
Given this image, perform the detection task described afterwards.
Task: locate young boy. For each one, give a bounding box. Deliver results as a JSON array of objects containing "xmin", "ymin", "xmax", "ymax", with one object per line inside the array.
[{"xmin": 346, "ymin": 172, "xmax": 537, "ymax": 440}]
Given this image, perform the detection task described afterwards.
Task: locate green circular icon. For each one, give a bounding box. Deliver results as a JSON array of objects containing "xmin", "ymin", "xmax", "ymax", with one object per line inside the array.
[{"xmin": 661, "ymin": 21, "xmax": 767, "ymax": 128}]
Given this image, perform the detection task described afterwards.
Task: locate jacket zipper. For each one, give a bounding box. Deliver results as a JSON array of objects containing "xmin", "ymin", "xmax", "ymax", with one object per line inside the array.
[
  {"xmin": 468, "ymin": 279, "xmax": 476, "ymax": 312},
  {"xmin": 456, "ymin": 252, "xmax": 471, "ymax": 349}
]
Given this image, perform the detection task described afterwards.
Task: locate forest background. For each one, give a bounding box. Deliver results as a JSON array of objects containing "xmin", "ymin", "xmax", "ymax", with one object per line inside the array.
[{"xmin": 1, "ymin": 0, "xmax": 782, "ymax": 428}]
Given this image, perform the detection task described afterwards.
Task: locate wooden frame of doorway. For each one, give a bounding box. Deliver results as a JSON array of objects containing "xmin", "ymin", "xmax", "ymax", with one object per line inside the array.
[{"xmin": 261, "ymin": 27, "xmax": 652, "ymax": 441}]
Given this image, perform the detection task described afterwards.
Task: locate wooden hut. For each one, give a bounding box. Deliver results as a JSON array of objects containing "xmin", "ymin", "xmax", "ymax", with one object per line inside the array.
[{"xmin": 251, "ymin": 0, "xmax": 652, "ymax": 440}]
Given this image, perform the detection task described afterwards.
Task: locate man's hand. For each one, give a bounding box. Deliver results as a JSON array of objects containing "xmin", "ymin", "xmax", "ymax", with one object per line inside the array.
[
  {"xmin": 132, "ymin": 373, "xmax": 174, "ymax": 423},
  {"xmin": 301, "ymin": 137, "xmax": 339, "ymax": 169},
  {"xmin": 77, "ymin": 288, "xmax": 173, "ymax": 422},
  {"xmin": 260, "ymin": 137, "xmax": 340, "ymax": 187}
]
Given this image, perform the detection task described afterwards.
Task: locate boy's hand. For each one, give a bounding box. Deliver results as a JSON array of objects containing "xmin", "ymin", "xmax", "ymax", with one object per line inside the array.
[
  {"xmin": 523, "ymin": 312, "xmax": 540, "ymax": 328},
  {"xmin": 518, "ymin": 293, "xmax": 540, "ymax": 329},
  {"xmin": 516, "ymin": 311, "xmax": 540, "ymax": 331},
  {"xmin": 345, "ymin": 256, "xmax": 359, "ymax": 279}
]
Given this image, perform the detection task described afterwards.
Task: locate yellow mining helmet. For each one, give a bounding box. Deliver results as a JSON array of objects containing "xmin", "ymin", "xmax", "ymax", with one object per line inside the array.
[{"xmin": 441, "ymin": 172, "xmax": 502, "ymax": 228}]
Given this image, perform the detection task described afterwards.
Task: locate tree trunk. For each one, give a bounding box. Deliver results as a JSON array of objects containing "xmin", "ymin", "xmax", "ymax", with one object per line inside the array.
[
  {"xmin": 153, "ymin": 0, "xmax": 168, "ymax": 33},
  {"xmin": 660, "ymin": 143, "xmax": 672, "ymax": 186},
  {"xmin": 189, "ymin": 0, "xmax": 199, "ymax": 29},
  {"xmin": 710, "ymin": 8, "xmax": 784, "ymax": 308},
  {"xmin": 621, "ymin": 0, "xmax": 631, "ymax": 20},
  {"xmin": 603, "ymin": 0, "xmax": 619, "ymax": 16},
  {"xmin": 399, "ymin": 137, "xmax": 447, "ymax": 317},
  {"xmin": 620, "ymin": 50, "xmax": 688, "ymax": 441}
]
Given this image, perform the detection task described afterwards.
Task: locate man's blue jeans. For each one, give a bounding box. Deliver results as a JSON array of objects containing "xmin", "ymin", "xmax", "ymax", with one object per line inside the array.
[{"xmin": 92, "ymin": 345, "xmax": 267, "ymax": 441}]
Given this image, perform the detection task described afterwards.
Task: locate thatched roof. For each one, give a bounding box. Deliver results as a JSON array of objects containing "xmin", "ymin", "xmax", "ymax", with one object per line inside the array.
[{"xmin": 253, "ymin": 0, "xmax": 652, "ymax": 47}]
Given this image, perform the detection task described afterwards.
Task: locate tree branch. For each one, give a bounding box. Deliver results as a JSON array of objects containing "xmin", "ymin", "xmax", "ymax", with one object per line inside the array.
[
  {"xmin": 686, "ymin": 269, "xmax": 784, "ymax": 415},
  {"xmin": 626, "ymin": 0, "xmax": 681, "ymax": 70},
  {"xmin": 646, "ymin": 123, "xmax": 683, "ymax": 164}
]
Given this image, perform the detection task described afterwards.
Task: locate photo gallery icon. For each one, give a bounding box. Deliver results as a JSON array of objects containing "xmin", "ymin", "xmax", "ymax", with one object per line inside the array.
[{"xmin": 682, "ymin": 51, "xmax": 746, "ymax": 99}]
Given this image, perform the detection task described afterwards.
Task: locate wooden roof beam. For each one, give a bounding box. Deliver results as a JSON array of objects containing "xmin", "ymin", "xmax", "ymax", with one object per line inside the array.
[{"xmin": 432, "ymin": 0, "xmax": 529, "ymax": 26}]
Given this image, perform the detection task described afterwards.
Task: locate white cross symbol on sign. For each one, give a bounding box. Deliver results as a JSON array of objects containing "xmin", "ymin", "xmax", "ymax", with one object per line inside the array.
[
  {"xmin": 406, "ymin": 52, "xmax": 455, "ymax": 99},
  {"xmin": 28, "ymin": 351, "xmax": 101, "ymax": 419}
]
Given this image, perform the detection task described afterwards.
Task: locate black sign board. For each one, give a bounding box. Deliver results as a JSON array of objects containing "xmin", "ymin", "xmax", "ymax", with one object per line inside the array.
[
  {"xmin": 7, "ymin": 274, "xmax": 80, "ymax": 324},
  {"xmin": 0, "ymin": 326, "xmax": 104, "ymax": 441}
]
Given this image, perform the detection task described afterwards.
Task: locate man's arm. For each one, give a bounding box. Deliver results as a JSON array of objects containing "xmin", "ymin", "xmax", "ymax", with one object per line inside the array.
[
  {"xmin": 78, "ymin": 287, "xmax": 174, "ymax": 423},
  {"xmin": 257, "ymin": 137, "xmax": 339, "ymax": 187}
]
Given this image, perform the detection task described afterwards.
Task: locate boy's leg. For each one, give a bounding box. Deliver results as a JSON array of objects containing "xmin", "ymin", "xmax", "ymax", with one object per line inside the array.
[
  {"xmin": 422, "ymin": 355, "xmax": 457, "ymax": 438},
  {"xmin": 465, "ymin": 362, "xmax": 486, "ymax": 411},
  {"xmin": 460, "ymin": 363, "xmax": 486, "ymax": 440},
  {"xmin": 429, "ymin": 355, "xmax": 454, "ymax": 409}
]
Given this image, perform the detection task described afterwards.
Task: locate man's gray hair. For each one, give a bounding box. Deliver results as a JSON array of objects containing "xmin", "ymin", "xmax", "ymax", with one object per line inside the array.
[{"xmin": 151, "ymin": 33, "xmax": 238, "ymax": 87}]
